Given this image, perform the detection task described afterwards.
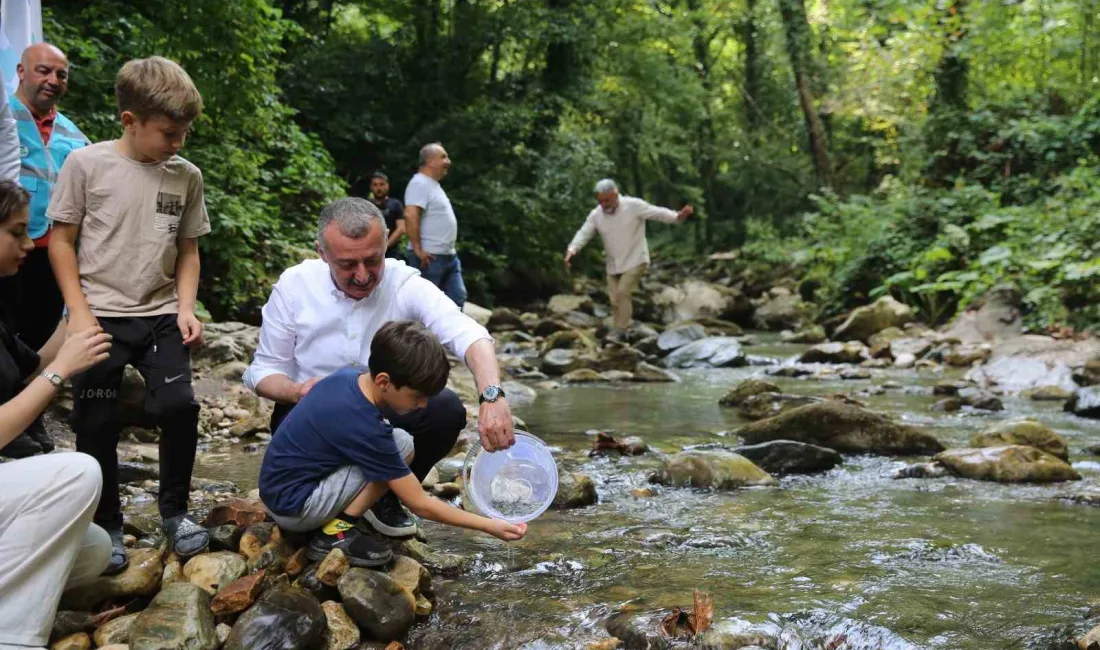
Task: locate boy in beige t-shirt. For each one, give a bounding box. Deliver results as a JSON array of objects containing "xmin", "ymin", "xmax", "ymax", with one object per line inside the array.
[{"xmin": 48, "ymin": 57, "xmax": 210, "ymax": 575}]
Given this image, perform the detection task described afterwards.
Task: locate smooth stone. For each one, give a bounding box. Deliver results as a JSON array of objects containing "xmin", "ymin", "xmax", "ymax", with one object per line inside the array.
[
  {"xmin": 205, "ymin": 524, "xmax": 242, "ymax": 553},
  {"xmin": 182, "ymin": 551, "xmax": 247, "ymax": 595},
  {"xmin": 752, "ymin": 293, "xmax": 814, "ymax": 331},
  {"xmin": 1080, "ymin": 624, "xmax": 1100, "ymax": 649},
  {"xmin": 387, "ymin": 555, "xmax": 432, "ymax": 598},
  {"xmin": 631, "ymin": 361, "xmax": 678, "ymax": 382},
  {"xmin": 737, "ymin": 392, "xmax": 820, "ymax": 420},
  {"xmin": 562, "ymin": 368, "xmax": 604, "ymax": 383},
  {"xmin": 1066, "ymin": 386, "xmax": 1100, "ymax": 419},
  {"xmin": 552, "ymin": 472, "xmax": 598, "ymax": 509},
  {"xmin": 223, "ymin": 583, "xmax": 326, "ymax": 650},
  {"xmin": 935, "ymin": 445, "xmax": 1081, "ymax": 483},
  {"xmin": 117, "ymin": 461, "xmax": 159, "ymax": 484},
  {"xmin": 337, "ymin": 568, "xmax": 416, "ymax": 642},
  {"xmin": 735, "ymin": 400, "xmax": 945, "ymax": 455},
  {"xmin": 215, "ymin": 624, "xmax": 231, "ymax": 646},
  {"xmin": 718, "ymin": 378, "xmax": 779, "ymax": 407},
  {"xmin": 652, "ymin": 450, "xmax": 777, "ymax": 489},
  {"xmin": 398, "ymin": 539, "xmax": 469, "ymax": 577},
  {"xmin": 780, "ymin": 324, "xmax": 826, "ymax": 344},
  {"xmin": 210, "ymin": 570, "xmax": 265, "ymax": 616},
  {"xmin": 1025, "ymin": 385, "xmax": 1075, "ymax": 401},
  {"xmin": 94, "ymin": 614, "xmax": 139, "ymax": 647},
  {"xmin": 664, "ymin": 337, "xmax": 746, "ymax": 369},
  {"xmin": 970, "ymin": 419, "xmax": 1068, "ymax": 460},
  {"xmin": 129, "ymin": 583, "xmax": 217, "ymax": 650},
  {"xmin": 733, "ymin": 440, "xmax": 843, "ymax": 475},
  {"xmin": 656, "ymin": 323, "xmax": 707, "ymax": 352},
  {"xmin": 832, "ymin": 295, "xmax": 913, "ymax": 343},
  {"xmin": 51, "ymin": 633, "xmax": 91, "ymax": 650},
  {"xmin": 316, "ymin": 548, "xmax": 352, "ymax": 587},
  {"xmin": 798, "ymin": 341, "xmax": 868, "ymax": 364},
  {"xmin": 61, "ymin": 547, "xmax": 163, "ymax": 610},
  {"xmin": 202, "ymin": 498, "xmax": 266, "ymax": 528},
  {"xmin": 548, "ymin": 294, "xmax": 594, "ymax": 315},
  {"xmin": 321, "ymin": 601, "xmax": 360, "ymax": 650}
]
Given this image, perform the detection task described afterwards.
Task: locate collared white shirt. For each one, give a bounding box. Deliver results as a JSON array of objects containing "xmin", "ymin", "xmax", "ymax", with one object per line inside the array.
[
  {"xmin": 566, "ymin": 196, "xmax": 679, "ymax": 276},
  {"xmin": 243, "ymin": 258, "xmax": 491, "ymax": 391}
]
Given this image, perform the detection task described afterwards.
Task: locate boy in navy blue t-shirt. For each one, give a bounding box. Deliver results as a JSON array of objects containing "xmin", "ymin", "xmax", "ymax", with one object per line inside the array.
[{"xmin": 259, "ymin": 320, "xmax": 526, "ymax": 566}]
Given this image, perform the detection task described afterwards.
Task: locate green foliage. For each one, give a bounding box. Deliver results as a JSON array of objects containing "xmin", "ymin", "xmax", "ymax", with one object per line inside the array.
[{"xmin": 44, "ymin": 0, "xmax": 345, "ymax": 322}]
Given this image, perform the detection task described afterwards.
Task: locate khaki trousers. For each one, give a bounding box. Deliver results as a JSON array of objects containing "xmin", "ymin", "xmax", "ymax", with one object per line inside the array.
[
  {"xmin": 606, "ymin": 263, "xmax": 648, "ymax": 329},
  {"xmin": 0, "ymin": 453, "xmax": 112, "ymax": 648}
]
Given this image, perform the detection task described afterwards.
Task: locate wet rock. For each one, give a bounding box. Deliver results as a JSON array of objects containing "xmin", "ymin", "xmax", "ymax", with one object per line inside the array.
[
  {"xmin": 656, "ymin": 324, "xmax": 707, "ymax": 352},
  {"xmin": 753, "ymin": 293, "xmax": 814, "ymax": 331},
  {"xmin": 210, "ymin": 570, "xmax": 265, "ymax": 616},
  {"xmin": 959, "ymin": 391, "xmax": 1004, "ymax": 411},
  {"xmin": 621, "ymin": 436, "xmax": 649, "ymax": 455},
  {"xmin": 935, "ymin": 446, "xmax": 1081, "ymax": 483},
  {"xmin": 338, "ymin": 568, "xmax": 416, "ymax": 642},
  {"xmin": 839, "ymin": 367, "xmax": 872, "ymax": 380},
  {"xmin": 595, "ymin": 346, "xmax": 644, "ymax": 373},
  {"xmin": 540, "ymin": 329, "xmax": 596, "ymax": 355},
  {"xmin": 718, "ymin": 378, "xmax": 779, "ymax": 407},
  {"xmin": 182, "ymin": 551, "xmax": 246, "ymax": 595},
  {"xmin": 1057, "ymin": 491, "xmax": 1100, "ymax": 507},
  {"xmin": 563, "ymin": 368, "xmax": 605, "ymax": 383},
  {"xmin": 286, "ymin": 547, "xmax": 309, "ymax": 577},
  {"xmin": 432, "ymin": 482, "xmax": 462, "ymax": 498},
  {"xmin": 781, "ymin": 324, "xmax": 827, "ymax": 344},
  {"xmin": 1075, "ymin": 358, "xmax": 1100, "ymax": 387},
  {"xmin": 51, "ymin": 633, "xmax": 91, "ymax": 650},
  {"xmin": 632, "ymin": 361, "xmax": 678, "ymax": 382},
  {"xmin": 965, "ymin": 335, "xmax": 1094, "ymax": 392},
  {"xmin": 388, "ymin": 555, "xmax": 432, "ymax": 598},
  {"xmin": 933, "ymin": 380, "xmax": 964, "ymax": 396},
  {"xmin": 735, "ymin": 401, "xmax": 945, "ymax": 456},
  {"xmin": 970, "ymin": 419, "xmax": 1068, "ymax": 460},
  {"xmin": 552, "ymin": 472, "xmax": 598, "ymax": 509},
  {"xmin": 117, "ymin": 461, "xmax": 159, "ymax": 484},
  {"xmin": 652, "ymin": 281, "xmax": 735, "ymax": 325},
  {"xmin": 205, "ymin": 524, "xmax": 242, "ymax": 552},
  {"xmin": 239, "ymin": 522, "xmax": 278, "ymax": 562},
  {"xmin": 94, "ymin": 614, "xmax": 138, "ymax": 647},
  {"xmin": 893, "ymin": 462, "xmax": 949, "ymax": 479},
  {"xmin": 767, "ymin": 365, "xmax": 814, "ymax": 378},
  {"xmin": 434, "ymin": 455, "xmax": 465, "ymax": 483},
  {"xmin": 533, "ymin": 317, "xmax": 571, "ymax": 337},
  {"xmin": 321, "ymin": 601, "xmax": 360, "ymax": 650},
  {"xmin": 1079, "ymin": 624, "xmax": 1100, "ymax": 649},
  {"xmin": 932, "ymin": 397, "xmax": 962, "ymax": 412},
  {"xmin": 248, "ymin": 538, "xmax": 296, "ymax": 573},
  {"xmin": 1025, "ymin": 385, "xmax": 1076, "ymax": 401},
  {"xmin": 832, "ymin": 296, "xmax": 913, "ymax": 343},
  {"xmin": 737, "ymin": 392, "xmax": 820, "ymax": 421},
  {"xmin": 541, "ymin": 348, "xmax": 597, "ymax": 376},
  {"xmin": 733, "ymin": 440, "xmax": 842, "ymax": 475},
  {"xmin": 229, "ymin": 416, "xmax": 269, "ymax": 437},
  {"xmin": 890, "ymin": 338, "xmax": 933, "ymax": 361},
  {"xmin": 604, "ymin": 612, "xmax": 672, "ymax": 650},
  {"xmin": 1065, "ymin": 387, "xmax": 1100, "ymax": 419},
  {"xmin": 161, "ymin": 557, "xmax": 183, "ymax": 586},
  {"xmin": 62, "ymin": 547, "xmax": 163, "ymax": 610},
  {"xmin": 487, "ymin": 307, "xmax": 524, "ymax": 332},
  {"xmin": 1086, "ymin": 444, "xmax": 1100, "ymax": 456},
  {"xmin": 292, "ymin": 562, "xmax": 339, "ymax": 602},
  {"xmin": 398, "ymin": 539, "xmax": 469, "ymax": 576},
  {"xmin": 664, "ymin": 337, "xmax": 746, "ymax": 369},
  {"xmin": 224, "ymin": 583, "xmax": 326, "ymax": 650},
  {"xmin": 129, "ymin": 583, "xmax": 217, "ymax": 650},
  {"xmin": 203, "ymin": 498, "xmax": 266, "ymax": 528},
  {"xmin": 946, "ymin": 343, "xmax": 992, "ymax": 367},
  {"xmin": 652, "ymin": 450, "xmax": 777, "ymax": 489},
  {"xmin": 631, "ymin": 487, "xmax": 658, "ymax": 498},
  {"xmin": 548, "ymin": 294, "xmax": 595, "ymax": 315},
  {"xmin": 799, "ymin": 341, "xmax": 868, "ymax": 364},
  {"xmin": 892, "ymin": 353, "xmax": 916, "ymax": 369},
  {"xmin": 316, "ymin": 548, "xmax": 352, "ymax": 586},
  {"xmin": 53, "ymin": 611, "xmax": 96, "ymax": 639}
]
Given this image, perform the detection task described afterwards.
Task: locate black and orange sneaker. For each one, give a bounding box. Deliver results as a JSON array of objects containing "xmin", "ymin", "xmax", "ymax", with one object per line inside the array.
[{"xmin": 307, "ymin": 518, "xmax": 393, "ymax": 567}]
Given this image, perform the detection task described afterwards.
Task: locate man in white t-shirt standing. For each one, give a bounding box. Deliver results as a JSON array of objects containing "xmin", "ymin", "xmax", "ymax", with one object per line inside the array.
[
  {"xmin": 404, "ymin": 142, "xmax": 465, "ymax": 307},
  {"xmin": 564, "ymin": 179, "xmax": 693, "ymax": 334}
]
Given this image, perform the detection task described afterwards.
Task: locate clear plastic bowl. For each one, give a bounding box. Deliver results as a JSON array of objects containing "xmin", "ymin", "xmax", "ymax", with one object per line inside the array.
[{"xmin": 462, "ymin": 431, "xmax": 558, "ymax": 523}]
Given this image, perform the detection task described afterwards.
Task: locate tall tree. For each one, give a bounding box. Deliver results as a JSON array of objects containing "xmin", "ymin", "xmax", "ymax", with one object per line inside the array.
[{"xmin": 777, "ymin": 0, "xmax": 833, "ymax": 188}]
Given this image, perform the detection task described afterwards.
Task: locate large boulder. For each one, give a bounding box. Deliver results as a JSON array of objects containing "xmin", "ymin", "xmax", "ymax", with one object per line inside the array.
[
  {"xmin": 182, "ymin": 551, "xmax": 247, "ymax": 595},
  {"xmin": 664, "ymin": 337, "xmax": 746, "ymax": 369},
  {"xmin": 338, "ymin": 568, "xmax": 416, "ymax": 642},
  {"xmin": 594, "ymin": 345, "xmax": 644, "ymax": 372},
  {"xmin": 737, "ymin": 392, "xmax": 820, "ymax": 421},
  {"xmin": 935, "ymin": 446, "xmax": 1081, "ymax": 483},
  {"xmin": 651, "ymin": 281, "xmax": 731, "ymax": 324},
  {"xmin": 632, "ymin": 362, "xmax": 678, "ymax": 382},
  {"xmin": 1066, "ymin": 386, "xmax": 1100, "ymax": 419},
  {"xmin": 832, "ymin": 296, "xmax": 913, "ymax": 343},
  {"xmin": 651, "ymin": 450, "xmax": 777, "ymax": 489},
  {"xmin": 461, "ymin": 301, "xmax": 492, "ymax": 326},
  {"xmin": 798, "ymin": 341, "xmax": 868, "ymax": 364},
  {"xmin": 129, "ymin": 583, "xmax": 218, "ymax": 650},
  {"xmin": 969, "ymin": 419, "xmax": 1068, "ymax": 460},
  {"xmin": 733, "ymin": 440, "xmax": 842, "ymax": 475},
  {"xmin": 939, "ymin": 284, "xmax": 1023, "ymax": 343},
  {"xmin": 551, "ymin": 472, "xmax": 598, "ymax": 509},
  {"xmin": 540, "ymin": 348, "xmax": 596, "ymax": 376},
  {"xmin": 753, "ymin": 293, "xmax": 814, "ymax": 331},
  {"xmin": 966, "ymin": 335, "xmax": 1100, "ymax": 393},
  {"xmin": 548, "ymin": 294, "xmax": 594, "ymax": 315},
  {"xmin": 223, "ymin": 583, "xmax": 326, "ymax": 650},
  {"xmin": 735, "ymin": 401, "xmax": 945, "ymax": 456},
  {"xmin": 718, "ymin": 378, "xmax": 779, "ymax": 407},
  {"xmin": 656, "ymin": 323, "xmax": 707, "ymax": 352}
]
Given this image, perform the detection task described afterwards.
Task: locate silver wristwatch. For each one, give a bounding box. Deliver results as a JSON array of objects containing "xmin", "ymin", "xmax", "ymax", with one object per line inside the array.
[{"xmin": 40, "ymin": 371, "xmax": 64, "ymax": 387}]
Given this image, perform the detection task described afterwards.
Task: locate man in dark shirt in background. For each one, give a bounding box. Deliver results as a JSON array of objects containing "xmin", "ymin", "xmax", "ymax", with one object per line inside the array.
[{"xmin": 369, "ymin": 172, "xmax": 406, "ymax": 259}]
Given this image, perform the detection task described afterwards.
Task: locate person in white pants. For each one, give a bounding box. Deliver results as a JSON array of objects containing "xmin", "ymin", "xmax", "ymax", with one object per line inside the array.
[{"xmin": 0, "ymin": 177, "xmax": 114, "ymax": 650}]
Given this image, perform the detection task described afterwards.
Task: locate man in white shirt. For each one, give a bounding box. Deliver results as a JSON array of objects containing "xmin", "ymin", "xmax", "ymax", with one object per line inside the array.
[
  {"xmin": 404, "ymin": 142, "xmax": 465, "ymax": 307},
  {"xmin": 564, "ymin": 179, "xmax": 693, "ymax": 332},
  {"xmin": 244, "ymin": 197, "xmax": 515, "ymax": 537}
]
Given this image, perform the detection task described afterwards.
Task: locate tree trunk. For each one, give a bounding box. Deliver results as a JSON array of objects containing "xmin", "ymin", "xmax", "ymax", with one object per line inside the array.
[
  {"xmin": 923, "ymin": 0, "xmax": 969, "ymax": 183},
  {"xmin": 778, "ymin": 0, "xmax": 832, "ymax": 189}
]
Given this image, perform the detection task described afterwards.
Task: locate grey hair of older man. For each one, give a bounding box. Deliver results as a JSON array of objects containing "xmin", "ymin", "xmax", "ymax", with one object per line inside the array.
[
  {"xmin": 316, "ymin": 197, "xmax": 388, "ymax": 251},
  {"xmin": 594, "ymin": 178, "xmax": 618, "ymax": 194}
]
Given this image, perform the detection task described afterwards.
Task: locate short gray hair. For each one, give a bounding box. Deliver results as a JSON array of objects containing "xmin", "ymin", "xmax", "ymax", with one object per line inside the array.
[
  {"xmin": 594, "ymin": 178, "xmax": 618, "ymax": 194},
  {"xmin": 317, "ymin": 197, "xmax": 387, "ymax": 251},
  {"xmin": 419, "ymin": 142, "xmax": 444, "ymax": 167}
]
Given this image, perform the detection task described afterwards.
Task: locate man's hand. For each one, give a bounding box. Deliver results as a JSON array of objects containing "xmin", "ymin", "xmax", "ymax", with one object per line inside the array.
[
  {"xmin": 178, "ymin": 311, "xmax": 205, "ymax": 347},
  {"xmin": 478, "ymin": 398, "xmax": 515, "ymax": 452},
  {"xmin": 676, "ymin": 204, "xmax": 694, "ymax": 222},
  {"xmin": 563, "ymin": 249, "xmax": 575, "ymax": 269},
  {"xmin": 413, "ymin": 247, "xmax": 435, "ymax": 270},
  {"xmin": 296, "ymin": 376, "xmax": 323, "ymax": 403},
  {"xmin": 67, "ymin": 309, "xmax": 99, "ymax": 338}
]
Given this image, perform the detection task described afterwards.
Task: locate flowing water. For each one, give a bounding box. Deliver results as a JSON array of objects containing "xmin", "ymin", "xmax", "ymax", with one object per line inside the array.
[{"xmin": 193, "ymin": 337, "xmax": 1100, "ymax": 649}]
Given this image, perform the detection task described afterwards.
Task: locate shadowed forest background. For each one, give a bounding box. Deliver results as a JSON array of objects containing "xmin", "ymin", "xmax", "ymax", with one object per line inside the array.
[{"xmin": 43, "ymin": 0, "xmax": 1100, "ymax": 330}]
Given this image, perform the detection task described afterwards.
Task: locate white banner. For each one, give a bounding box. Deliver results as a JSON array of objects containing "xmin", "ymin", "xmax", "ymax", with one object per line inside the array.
[{"xmin": 0, "ymin": 0, "xmax": 43, "ymax": 94}]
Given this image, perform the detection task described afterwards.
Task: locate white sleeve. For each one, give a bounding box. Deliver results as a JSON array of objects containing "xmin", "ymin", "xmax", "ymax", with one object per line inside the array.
[
  {"xmin": 397, "ymin": 275, "xmax": 492, "ymax": 363},
  {"xmin": 243, "ymin": 280, "xmax": 299, "ymax": 391},
  {"xmin": 567, "ymin": 211, "xmax": 598, "ymax": 253},
  {"xmin": 636, "ymin": 199, "xmax": 679, "ymax": 223},
  {"xmin": 404, "ymin": 176, "xmax": 429, "ymax": 209},
  {"xmin": 0, "ymin": 73, "xmax": 21, "ymax": 182}
]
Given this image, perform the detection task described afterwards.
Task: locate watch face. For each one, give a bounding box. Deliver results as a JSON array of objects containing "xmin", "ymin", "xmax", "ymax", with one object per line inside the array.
[{"xmin": 482, "ymin": 386, "xmax": 502, "ymax": 401}]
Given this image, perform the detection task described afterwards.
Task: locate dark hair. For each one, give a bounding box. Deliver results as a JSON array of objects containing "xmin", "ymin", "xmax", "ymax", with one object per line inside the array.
[
  {"xmin": 369, "ymin": 320, "xmax": 450, "ymax": 396},
  {"xmin": 371, "ymin": 171, "xmax": 389, "ymax": 182},
  {"xmin": 0, "ymin": 180, "xmax": 30, "ymax": 225}
]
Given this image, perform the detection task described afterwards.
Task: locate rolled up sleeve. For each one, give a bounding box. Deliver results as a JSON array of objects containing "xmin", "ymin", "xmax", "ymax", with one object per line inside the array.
[
  {"xmin": 637, "ymin": 200, "xmax": 679, "ymax": 223},
  {"xmin": 243, "ymin": 281, "xmax": 299, "ymax": 391},
  {"xmin": 399, "ymin": 275, "xmax": 491, "ymax": 363}
]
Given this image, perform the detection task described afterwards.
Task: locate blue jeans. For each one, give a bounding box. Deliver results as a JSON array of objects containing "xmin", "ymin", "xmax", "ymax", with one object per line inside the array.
[{"xmin": 414, "ymin": 252, "xmax": 467, "ymax": 308}]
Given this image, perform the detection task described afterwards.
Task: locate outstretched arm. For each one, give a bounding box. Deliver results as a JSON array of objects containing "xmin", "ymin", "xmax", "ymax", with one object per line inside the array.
[{"xmin": 564, "ymin": 212, "xmax": 598, "ymax": 268}]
